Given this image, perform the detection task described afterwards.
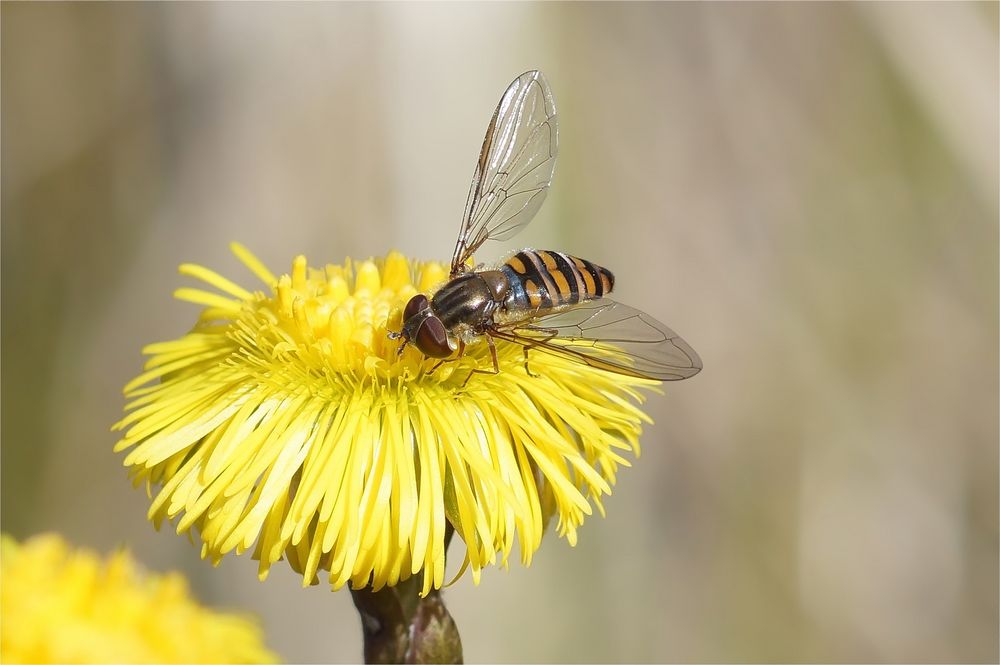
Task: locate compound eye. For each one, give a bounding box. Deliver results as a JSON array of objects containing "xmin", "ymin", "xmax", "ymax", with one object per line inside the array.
[
  {"xmin": 415, "ymin": 317, "xmax": 453, "ymax": 359},
  {"xmin": 403, "ymin": 294, "xmax": 429, "ymax": 322}
]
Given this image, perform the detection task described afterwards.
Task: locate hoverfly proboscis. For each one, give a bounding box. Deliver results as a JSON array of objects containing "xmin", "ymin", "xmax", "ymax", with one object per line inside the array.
[{"xmin": 388, "ymin": 70, "xmax": 702, "ymax": 383}]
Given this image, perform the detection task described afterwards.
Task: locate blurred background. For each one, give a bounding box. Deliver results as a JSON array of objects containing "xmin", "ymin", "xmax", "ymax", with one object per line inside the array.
[{"xmin": 2, "ymin": 3, "xmax": 997, "ymax": 662}]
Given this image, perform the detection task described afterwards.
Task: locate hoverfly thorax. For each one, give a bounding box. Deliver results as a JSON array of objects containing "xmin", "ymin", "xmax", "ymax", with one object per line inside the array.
[{"xmin": 398, "ymin": 294, "xmax": 454, "ymax": 359}]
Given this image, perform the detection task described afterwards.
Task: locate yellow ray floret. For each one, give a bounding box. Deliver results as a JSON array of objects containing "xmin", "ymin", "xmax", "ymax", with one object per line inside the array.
[
  {"xmin": 0, "ymin": 533, "xmax": 277, "ymax": 663},
  {"xmin": 114, "ymin": 244, "xmax": 655, "ymax": 595}
]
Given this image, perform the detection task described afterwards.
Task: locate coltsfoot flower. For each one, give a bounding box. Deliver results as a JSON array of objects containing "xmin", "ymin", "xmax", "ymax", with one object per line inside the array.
[
  {"xmin": 114, "ymin": 244, "xmax": 655, "ymax": 594},
  {"xmin": 0, "ymin": 533, "xmax": 276, "ymax": 663}
]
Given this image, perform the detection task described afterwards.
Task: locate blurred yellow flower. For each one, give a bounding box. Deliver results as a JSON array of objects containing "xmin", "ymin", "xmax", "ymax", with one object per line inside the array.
[
  {"xmin": 0, "ymin": 533, "xmax": 277, "ymax": 664},
  {"xmin": 114, "ymin": 244, "xmax": 654, "ymax": 595}
]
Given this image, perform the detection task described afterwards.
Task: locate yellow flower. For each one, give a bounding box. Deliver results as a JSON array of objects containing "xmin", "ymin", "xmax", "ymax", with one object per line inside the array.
[
  {"xmin": 114, "ymin": 245, "xmax": 654, "ymax": 595},
  {"xmin": 0, "ymin": 533, "xmax": 277, "ymax": 664}
]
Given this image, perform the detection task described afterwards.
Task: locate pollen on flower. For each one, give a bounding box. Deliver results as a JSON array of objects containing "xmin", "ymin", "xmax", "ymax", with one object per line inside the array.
[{"xmin": 114, "ymin": 244, "xmax": 655, "ymax": 596}]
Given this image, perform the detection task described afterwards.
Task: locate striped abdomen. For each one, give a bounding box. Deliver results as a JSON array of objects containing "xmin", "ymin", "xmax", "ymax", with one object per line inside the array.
[{"xmin": 500, "ymin": 249, "xmax": 615, "ymax": 312}]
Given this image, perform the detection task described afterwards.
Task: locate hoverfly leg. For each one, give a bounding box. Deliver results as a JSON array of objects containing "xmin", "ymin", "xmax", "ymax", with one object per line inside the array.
[
  {"xmin": 522, "ymin": 347, "xmax": 537, "ymax": 377},
  {"xmin": 520, "ymin": 327, "xmax": 559, "ymax": 377},
  {"xmin": 386, "ymin": 328, "xmax": 408, "ymax": 356},
  {"xmin": 486, "ymin": 333, "xmax": 500, "ymax": 373},
  {"xmin": 460, "ymin": 335, "xmax": 500, "ymax": 388},
  {"xmin": 428, "ymin": 339, "xmax": 466, "ymax": 376}
]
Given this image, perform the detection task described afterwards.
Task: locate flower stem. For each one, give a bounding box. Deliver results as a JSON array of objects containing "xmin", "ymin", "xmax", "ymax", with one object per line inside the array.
[
  {"xmin": 349, "ymin": 528, "xmax": 463, "ymax": 663},
  {"xmin": 350, "ymin": 579, "xmax": 463, "ymax": 664}
]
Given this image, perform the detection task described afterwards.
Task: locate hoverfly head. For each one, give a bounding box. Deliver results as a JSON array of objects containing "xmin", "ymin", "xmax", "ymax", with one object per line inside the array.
[{"xmin": 393, "ymin": 294, "xmax": 455, "ymax": 359}]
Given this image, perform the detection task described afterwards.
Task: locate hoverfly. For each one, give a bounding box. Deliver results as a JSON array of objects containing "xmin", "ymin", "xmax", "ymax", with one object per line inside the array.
[{"xmin": 389, "ymin": 70, "xmax": 702, "ymax": 382}]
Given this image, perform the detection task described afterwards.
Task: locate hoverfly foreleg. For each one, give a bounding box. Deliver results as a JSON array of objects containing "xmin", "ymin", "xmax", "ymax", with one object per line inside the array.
[{"xmin": 424, "ymin": 339, "xmax": 467, "ymax": 377}]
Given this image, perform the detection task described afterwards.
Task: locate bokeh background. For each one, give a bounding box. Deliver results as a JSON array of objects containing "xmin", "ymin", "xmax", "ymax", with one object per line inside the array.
[{"xmin": 3, "ymin": 3, "xmax": 997, "ymax": 662}]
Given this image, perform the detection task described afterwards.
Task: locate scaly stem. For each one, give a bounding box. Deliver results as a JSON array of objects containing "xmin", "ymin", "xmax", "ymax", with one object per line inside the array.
[{"xmin": 349, "ymin": 528, "xmax": 462, "ymax": 663}]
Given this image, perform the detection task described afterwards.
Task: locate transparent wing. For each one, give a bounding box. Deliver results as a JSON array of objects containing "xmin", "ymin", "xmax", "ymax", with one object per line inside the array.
[
  {"xmin": 451, "ymin": 70, "xmax": 558, "ymax": 275},
  {"xmin": 492, "ymin": 300, "xmax": 703, "ymax": 381}
]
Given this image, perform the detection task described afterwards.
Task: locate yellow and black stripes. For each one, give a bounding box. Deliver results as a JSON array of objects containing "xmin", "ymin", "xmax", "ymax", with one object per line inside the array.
[{"xmin": 501, "ymin": 249, "xmax": 614, "ymax": 312}]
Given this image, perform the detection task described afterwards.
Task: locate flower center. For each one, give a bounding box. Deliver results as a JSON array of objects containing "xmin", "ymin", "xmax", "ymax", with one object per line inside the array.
[{"xmin": 236, "ymin": 252, "xmax": 482, "ymax": 382}]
